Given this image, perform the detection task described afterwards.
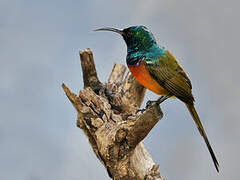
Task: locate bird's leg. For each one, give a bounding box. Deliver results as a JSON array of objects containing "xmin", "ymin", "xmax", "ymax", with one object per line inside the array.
[
  {"xmin": 137, "ymin": 95, "xmax": 172, "ymax": 113},
  {"xmin": 156, "ymin": 95, "xmax": 171, "ymax": 105},
  {"xmin": 146, "ymin": 95, "xmax": 172, "ymax": 108}
]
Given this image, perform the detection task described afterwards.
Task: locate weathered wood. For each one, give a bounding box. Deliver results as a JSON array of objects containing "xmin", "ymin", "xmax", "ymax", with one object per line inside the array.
[
  {"xmin": 108, "ymin": 64, "xmax": 126, "ymax": 84},
  {"xmin": 79, "ymin": 48, "xmax": 102, "ymax": 92},
  {"xmin": 62, "ymin": 48, "xmax": 165, "ymax": 180}
]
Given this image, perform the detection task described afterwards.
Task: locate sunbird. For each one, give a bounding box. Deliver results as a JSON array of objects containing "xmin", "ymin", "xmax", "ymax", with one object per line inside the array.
[{"xmin": 95, "ymin": 26, "xmax": 219, "ymax": 172}]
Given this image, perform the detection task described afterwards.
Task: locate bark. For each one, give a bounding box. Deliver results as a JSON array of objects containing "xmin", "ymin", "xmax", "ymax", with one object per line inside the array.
[{"xmin": 62, "ymin": 48, "xmax": 165, "ymax": 180}]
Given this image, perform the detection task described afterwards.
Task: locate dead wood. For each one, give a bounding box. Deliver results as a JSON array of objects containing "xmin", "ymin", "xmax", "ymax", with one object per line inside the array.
[{"xmin": 62, "ymin": 48, "xmax": 165, "ymax": 180}]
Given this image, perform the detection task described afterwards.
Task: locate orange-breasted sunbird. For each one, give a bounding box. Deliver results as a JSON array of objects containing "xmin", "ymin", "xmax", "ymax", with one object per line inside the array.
[{"xmin": 95, "ymin": 26, "xmax": 219, "ymax": 172}]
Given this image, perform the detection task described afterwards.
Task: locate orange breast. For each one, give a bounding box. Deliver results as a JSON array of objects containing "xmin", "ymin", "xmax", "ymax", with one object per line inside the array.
[{"xmin": 128, "ymin": 61, "xmax": 168, "ymax": 95}]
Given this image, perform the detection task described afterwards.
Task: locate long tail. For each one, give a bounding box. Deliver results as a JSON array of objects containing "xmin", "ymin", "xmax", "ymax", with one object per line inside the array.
[{"xmin": 185, "ymin": 103, "xmax": 219, "ymax": 172}]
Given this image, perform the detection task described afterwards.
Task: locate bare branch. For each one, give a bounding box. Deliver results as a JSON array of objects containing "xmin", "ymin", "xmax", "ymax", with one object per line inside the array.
[
  {"xmin": 126, "ymin": 103, "xmax": 163, "ymax": 147},
  {"xmin": 62, "ymin": 49, "xmax": 165, "ymax": 180},
  {"xmin": 108, "ymin": 64, "xmax": 126, "ymax": 84},
  {"xmin": 79, "ymin": 48, "xmax": 102, "ymax": 91}
]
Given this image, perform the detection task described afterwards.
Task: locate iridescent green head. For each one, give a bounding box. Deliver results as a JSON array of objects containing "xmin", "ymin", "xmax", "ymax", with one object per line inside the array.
[{"xmin": 94, "ymin": 26, "xmax": 157, "ymax": 52}]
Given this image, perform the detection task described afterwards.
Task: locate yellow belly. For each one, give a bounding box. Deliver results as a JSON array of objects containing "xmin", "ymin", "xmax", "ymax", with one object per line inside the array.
[{"xmin": 128, "ymin": 61, "xmax": 168, "ymax": 95}]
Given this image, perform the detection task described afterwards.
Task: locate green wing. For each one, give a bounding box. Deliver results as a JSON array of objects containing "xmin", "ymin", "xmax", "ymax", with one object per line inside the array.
[
  {"xmin": 146, "ymin": 51, "xmax": 219, "ymax": 171},
  {"xmin": 145, "ymin": 50, "xmax": 194, "ymax": 104}
]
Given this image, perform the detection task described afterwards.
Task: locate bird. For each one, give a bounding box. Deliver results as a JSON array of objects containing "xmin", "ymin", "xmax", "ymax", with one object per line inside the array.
[{"xmin": 94, "ymin": 25, "xmax": 219, "ymax": 172}]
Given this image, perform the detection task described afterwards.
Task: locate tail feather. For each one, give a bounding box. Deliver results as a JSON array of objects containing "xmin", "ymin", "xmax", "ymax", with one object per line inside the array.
[{"xmin": 185, "ymin": 103, "xmax": 219, "ymax": 172}]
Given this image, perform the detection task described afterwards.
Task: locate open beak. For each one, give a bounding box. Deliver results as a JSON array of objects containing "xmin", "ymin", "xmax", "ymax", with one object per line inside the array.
[{"xmin": 94, "ymin": 27, "xmax": 124, "ymax": 35}]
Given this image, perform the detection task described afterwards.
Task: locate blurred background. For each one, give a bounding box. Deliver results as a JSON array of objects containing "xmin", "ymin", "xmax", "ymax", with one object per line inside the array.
[{"xmin": 1, "ymin": 0, "xmax": 239, "ymax": 179}]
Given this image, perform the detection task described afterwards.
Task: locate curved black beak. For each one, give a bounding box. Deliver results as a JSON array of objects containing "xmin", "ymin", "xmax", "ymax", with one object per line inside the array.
[{"xmin": 94, "ymin": 27, "xmax": 124, "ymax": 35}]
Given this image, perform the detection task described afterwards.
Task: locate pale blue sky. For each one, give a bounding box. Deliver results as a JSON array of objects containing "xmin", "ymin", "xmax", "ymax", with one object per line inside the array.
[{"xmin": 1, "ymin": 0, "xmax": 239, "ymax": 179}]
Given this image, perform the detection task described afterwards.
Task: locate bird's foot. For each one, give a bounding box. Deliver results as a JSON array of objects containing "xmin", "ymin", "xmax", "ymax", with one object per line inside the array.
[
  {"xmin": 136, "ymin": 108, "xmax": 146, "ymax": 114},
  {"xmin": 146, "ymin": 95, "xmax": 172, "ymax": 108},
  {"xmin": 146, "ymin": 100, "xmax": 156, "ymax": 108},
  {"xmin": 136, "ymin": 101, "xmax": 157, "ymax": 113}
]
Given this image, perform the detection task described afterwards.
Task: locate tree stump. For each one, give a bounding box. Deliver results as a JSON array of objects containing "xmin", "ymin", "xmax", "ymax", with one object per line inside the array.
[{"xmin": 62, "ymin": 48, "xmax": 165, "ymax": 180}]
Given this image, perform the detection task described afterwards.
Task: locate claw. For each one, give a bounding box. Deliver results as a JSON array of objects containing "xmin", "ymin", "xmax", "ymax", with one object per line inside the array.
[
  {"xmin": 146, "ymin": 100, "xmax": 155, "ymax": 108},
  {"xmin": 136, "ymin": 108, "xmax": 146, "ymax": 114},
  {"xmin": 145, "ymin": 95, "xmax": 172, "ymax": 109}
]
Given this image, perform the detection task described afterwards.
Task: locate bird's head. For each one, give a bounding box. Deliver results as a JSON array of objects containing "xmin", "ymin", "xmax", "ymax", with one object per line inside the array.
[{"xmin": 94, "ymin": 26, "xmax": 157, "ymax": 52}]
